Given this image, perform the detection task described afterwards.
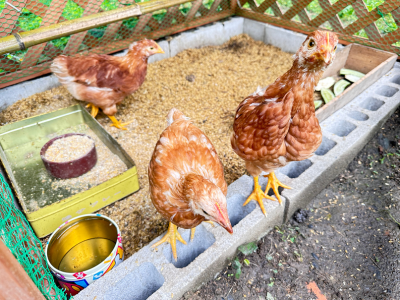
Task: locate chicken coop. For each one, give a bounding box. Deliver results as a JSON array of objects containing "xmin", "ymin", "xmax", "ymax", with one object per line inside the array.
[{"xmin": 0, "ymin": 0, "xmax": 400, "ymax": 299}]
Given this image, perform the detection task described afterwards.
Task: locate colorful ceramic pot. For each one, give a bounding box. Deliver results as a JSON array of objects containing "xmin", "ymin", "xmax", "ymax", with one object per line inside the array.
[{"xmin": 45, "ymin": 214, "xmax": 124, "ymax": 296}]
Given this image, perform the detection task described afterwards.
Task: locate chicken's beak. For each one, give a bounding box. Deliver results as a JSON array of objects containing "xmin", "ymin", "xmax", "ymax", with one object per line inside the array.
[
  {"xmin": 214, "ymin": 202, "xmax": 233, "ymax": 234},
  {"xmin": 155, "ymin": 42, "xmax": 165, "ymax": 54},
  {"xmin": 322, "ymin": 50, "xmax": 332, "ymax": 64}
]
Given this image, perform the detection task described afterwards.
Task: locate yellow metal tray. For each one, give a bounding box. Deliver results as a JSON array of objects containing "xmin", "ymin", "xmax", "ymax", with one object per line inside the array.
[{"xmin": 0, "ymin": 105, "xmax": 139, "ymax": 237}]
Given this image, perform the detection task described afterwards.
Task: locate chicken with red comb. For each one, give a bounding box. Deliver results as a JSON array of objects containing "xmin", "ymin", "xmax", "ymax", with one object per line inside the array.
[
  {"xmin": 231, "ymin": 30, "xmax": 339, "ymax": 216},
  {"xmin": 51, "ymin": 39, "xmax": 164, "ymax": 130},
  {"xmin": 149, "ymin": 108, "xmax": 233, "ymax": 260}
]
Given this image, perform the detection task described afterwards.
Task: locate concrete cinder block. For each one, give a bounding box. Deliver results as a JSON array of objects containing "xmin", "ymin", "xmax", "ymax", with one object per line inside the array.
[
  {"xmin": 170, "ymin": 23, "xmax": 226, "ymax": 57},
  {"xmin": 223, "ymin": 17, "xmax": 244, "ymax": 40},
  {"xmin": 0, "ymin": 75, "xmax": 61, "ymax": 111},
  {"xmin": 243, "ymin": 18, "xmax": 266, "ymax": 42},
  {"xmin": 264, "ymin": 24, "xmax": 307, "ymax": 53}
]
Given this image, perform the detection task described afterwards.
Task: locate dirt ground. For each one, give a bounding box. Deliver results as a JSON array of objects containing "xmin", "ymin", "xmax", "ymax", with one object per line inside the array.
[{"xmin": 182, "ymin": 107, "xmax": 400, "ymax": 299}]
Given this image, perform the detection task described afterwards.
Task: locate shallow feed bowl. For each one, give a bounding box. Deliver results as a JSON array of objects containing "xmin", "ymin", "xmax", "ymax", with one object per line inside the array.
[{"xmin": 40, "ymin": 133, "xmax": 97, "ymax": 179}]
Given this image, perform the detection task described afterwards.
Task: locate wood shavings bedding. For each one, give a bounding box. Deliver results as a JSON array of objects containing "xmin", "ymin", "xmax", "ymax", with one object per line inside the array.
[{"xmin": 0, "ymin": 34, "xmax": 293, "ymax": 258}]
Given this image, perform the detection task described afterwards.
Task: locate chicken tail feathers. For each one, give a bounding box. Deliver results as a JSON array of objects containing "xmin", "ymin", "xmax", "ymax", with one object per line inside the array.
[{"xmin": 167, "ymin": 108, "xmax": 190, "ymax": 126}]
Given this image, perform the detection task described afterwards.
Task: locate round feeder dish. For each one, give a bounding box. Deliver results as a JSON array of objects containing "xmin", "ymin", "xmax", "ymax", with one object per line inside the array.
[{"xmin": 40, "ymin": 133, "xmax": 97, "ymax": 179}]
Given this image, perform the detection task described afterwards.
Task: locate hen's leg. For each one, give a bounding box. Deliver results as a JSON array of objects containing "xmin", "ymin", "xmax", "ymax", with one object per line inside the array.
[
  {"xmin": 107, "ymin": 115, "xmax": 134, "ymax": 130},
  {"xmin": 152, "ymin": 222, "xmax": 186, "ymax": 261},
  {"xmin": 263, "ymin": 171, "xmax": 291, "ymax": 205},
  {"xmin": 86, "ymin": 103, "xmax": 99, "ymax": 118},
  {"xmin": 243, "ymin": 176, "xmax": 274, "ymax": 216},
  {"xmin": 190, "ymin": 221, "xmax": 214, "ymax": 240}
]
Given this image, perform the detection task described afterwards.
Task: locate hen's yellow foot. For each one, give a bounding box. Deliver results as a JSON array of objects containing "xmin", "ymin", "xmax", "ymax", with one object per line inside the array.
[
  {"xmin": 86, "ymin": 103, "xmax": 99, "ymax": 118},
  {"xmin": 190, "ymin": 221, "xmax": 214, "ymax": 241},
  {"xmin": 244, "ymin": 176, "xmax": 274, "ymax": 216},
  {"xmin": 152, "ymin": 222, "xmax": 186, "ymax": 261},
  {"xmin": 263, "ymin": 171, "xmax": 291, "ymax": 205},
  {"xmin": 107, "ymin": 115, "xmax": 134, "ymax": 130}
]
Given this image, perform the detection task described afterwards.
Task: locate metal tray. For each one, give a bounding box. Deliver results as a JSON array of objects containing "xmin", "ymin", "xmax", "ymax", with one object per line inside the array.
[{"xmin": 0, "ymin": 104, "xmax": 139, "ymax": 237}]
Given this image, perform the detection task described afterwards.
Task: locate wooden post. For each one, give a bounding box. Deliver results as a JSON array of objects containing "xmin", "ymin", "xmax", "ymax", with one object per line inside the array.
[{"xmin": 0, "ymin": 240, "xmax": 45, "ymax": 300}]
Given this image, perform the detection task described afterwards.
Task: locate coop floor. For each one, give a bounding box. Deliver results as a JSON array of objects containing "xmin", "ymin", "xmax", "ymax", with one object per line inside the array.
[{"xmin": 0, "ymin": 34, "xmax": 293, "ymax": 258}]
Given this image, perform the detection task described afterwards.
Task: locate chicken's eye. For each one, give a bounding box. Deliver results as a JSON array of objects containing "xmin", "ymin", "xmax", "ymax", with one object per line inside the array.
[
  {"xmin": 150, "ymin": 47, "xmax": 154, "ymax": 50},
  {"xmin": 333, "ymin": 45, "xmax": 337, "ymax": 51},
  {"xmin": 202, "ymin": 209, "xmax": 209, "ymax": 216},
  {"xmin": 308, "ymin": 39, "xmax": 316, "ymax": 49}
]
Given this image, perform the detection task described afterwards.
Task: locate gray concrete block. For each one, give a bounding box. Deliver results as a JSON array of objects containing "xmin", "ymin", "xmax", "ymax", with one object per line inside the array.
[
  {"xmin": 264, "ymin": 24, "xmax": 307, "ymax": 53},
  {"xmin": 103, "ymin": 263, "xmax": 165, "ymax": 300},
  {"xmin": 170, "ymin": 23, "xmax": 226, "ymax": 57},
  {"xmin": 0, "ymin": 75, "xmax": 61, "ymax": 111},
  {"xmin": 223, "ymin": 17, "xmax": 244, "ymax": 40},
  {"xmin": 243, "ymin": 18, "xmax": 265, "ymax": 42}
]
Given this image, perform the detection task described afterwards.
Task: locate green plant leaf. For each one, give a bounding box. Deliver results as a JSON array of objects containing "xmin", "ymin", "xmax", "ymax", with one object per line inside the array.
[
  {"xmin": 267, "ymin": 292, "xmax": 275, "ymax": 300},
  {"xmin": 244, "ymin": 259, "xmax": 250, "ymax": 266},
  {"xmin": 238, "ymin": 241, "xmax": 258, "ymax": 255},
  {"xmin": 266, "ymin": 254, "xmax": 273, "ymax": 261},
  {"xmin": 232, "ymin": 257, "xmax": 242, "ymax": 279}
]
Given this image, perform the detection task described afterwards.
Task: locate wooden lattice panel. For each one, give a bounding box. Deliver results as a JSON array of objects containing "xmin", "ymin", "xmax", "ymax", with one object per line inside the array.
[
  {"xmin": 236, "ymin": 0, "xmax": 400, "ymax": 56},
  {"xmin": 0, "ymin": 0, "xmax": 233, "ymax": 88}
]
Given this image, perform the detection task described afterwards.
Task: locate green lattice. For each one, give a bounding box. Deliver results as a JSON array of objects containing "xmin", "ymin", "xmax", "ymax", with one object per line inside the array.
[{"xmin": 0, "ymin": 173, "xmax": 67, "ymax": 300}]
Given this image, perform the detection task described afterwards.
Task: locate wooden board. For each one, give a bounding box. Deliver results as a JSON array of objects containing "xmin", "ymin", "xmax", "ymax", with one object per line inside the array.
[{"xmin": 316, "ymin": 44, "xmax": 397, "ymax": 123}]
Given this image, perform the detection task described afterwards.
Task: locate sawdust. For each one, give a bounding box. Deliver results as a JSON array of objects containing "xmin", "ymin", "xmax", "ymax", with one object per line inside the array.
[
  {"xmin": 44, "ymin": 134, "xmax": 94, "ymax": 162},
  {"xmin": 0, "ymin": 34, "xmax": 293, "ymax": 258}
]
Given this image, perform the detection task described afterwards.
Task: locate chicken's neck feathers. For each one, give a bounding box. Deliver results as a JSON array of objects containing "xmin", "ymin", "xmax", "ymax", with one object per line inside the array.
[{"xmin": 122, "ymin": 51, "xmax": 148, "ymax": 74}]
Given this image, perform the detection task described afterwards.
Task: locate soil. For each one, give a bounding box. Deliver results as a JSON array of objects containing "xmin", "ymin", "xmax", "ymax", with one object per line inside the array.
[
  {"xmin": 182, "ymin": 106, "xmax": 400, "ymax": 300},
  {"xmin": 0, "ymin": 34, "xmax": 293, "ymax": 258}
]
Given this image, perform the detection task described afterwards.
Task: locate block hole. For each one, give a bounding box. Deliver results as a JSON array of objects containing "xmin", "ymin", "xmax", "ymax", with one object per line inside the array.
[
  {"xmin": 103, "ymin": 263, "xmax": 164, "ymax": 300},
  {"xmin": 315, "ymin": 136, "xmax": 337, "ymax": 156},
  {"xmin": 227, "ymin": 194, "xmax": 256, "ymax": 227},
  {"xmin": 390, "ymin": 75, "xmax": 400, "ymax": 85},
  {"xmin": 375, "ymin": 86, "xmax": 398, "ymax": 97},
  {"xmin": 163, "ymin": 224, "xmax": 215, "ymax": 268},
  {"xmin": 326, "ymin": 119, "xmax": 356, "ymax": 137},
  {"xmin": 346, "ymin": 110, "xmax": 369, "ymax": 121},
  {"xmin": 279, "ymin": 160, "xmax": 312, "ymax": 179},
  {"xmin": 359, "ymin": 97, "xmax": 384, "ymax": 111}
]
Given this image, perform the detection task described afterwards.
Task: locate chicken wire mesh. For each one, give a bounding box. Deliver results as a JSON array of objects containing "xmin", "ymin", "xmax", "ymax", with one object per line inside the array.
[
  {"xmin": 0, "ymin": 0, "xmax": 233, "ymax": 88},
  {"xmin": 0, "ymin": 173, "xmax": 67, "ymax": 299},
  {"xmin": 236, "ymin": 0, "xmax": 400, "ymax": 56}
]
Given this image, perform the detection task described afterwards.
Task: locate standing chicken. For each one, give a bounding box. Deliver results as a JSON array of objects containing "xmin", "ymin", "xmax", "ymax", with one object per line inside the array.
[
  {"xmin": 231, "ymin": 30, "xmax": 338, "ymax": 215},
  {"xmin": 149, "ymin": 108, "xmax": 233, "ymax": 260},
  {"xmin": 50, "ymin": 39, "xmax": 164, "ymax": 130}
]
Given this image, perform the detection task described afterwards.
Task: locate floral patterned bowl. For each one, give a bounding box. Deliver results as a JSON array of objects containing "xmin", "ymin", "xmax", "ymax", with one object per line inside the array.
[{"xmin": 45, "ymin": 214, "xmax": 124, "ymax": 296}]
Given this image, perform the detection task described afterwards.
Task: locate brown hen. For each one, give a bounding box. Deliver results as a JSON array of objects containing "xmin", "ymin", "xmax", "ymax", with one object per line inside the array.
[
  {"xmin": 50, "ymin": 39, "xmax": 164, "ymax": 130},
  {"xmin": 149, "ymin": 108, "xmax": 233, "ymax": 260},
  {"xmin": 231, "ymin": 30, "xmax": 339, "ymax": 215}
]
